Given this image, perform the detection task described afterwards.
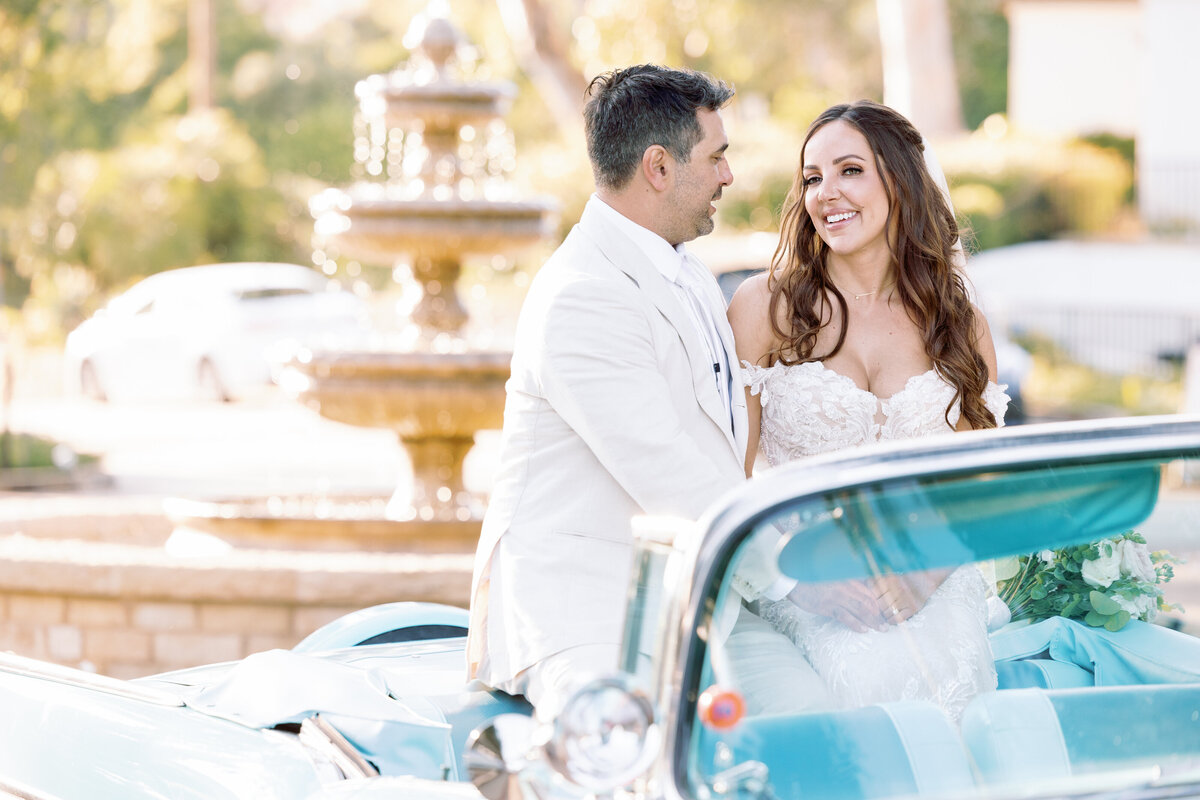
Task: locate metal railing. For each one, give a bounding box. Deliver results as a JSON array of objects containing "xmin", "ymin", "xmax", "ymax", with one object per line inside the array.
[{"xmin": 1010, "ymin": 305, "xmax": 1200, "ymax": 379}]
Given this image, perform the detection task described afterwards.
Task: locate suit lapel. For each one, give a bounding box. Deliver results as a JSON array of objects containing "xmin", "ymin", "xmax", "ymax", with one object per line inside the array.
[{"xmin": 578, "ymin": 204, "xmax": 743, "ymax": 462}]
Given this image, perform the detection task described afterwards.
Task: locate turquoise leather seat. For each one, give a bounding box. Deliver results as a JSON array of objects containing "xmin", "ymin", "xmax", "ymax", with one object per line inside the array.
[
  {"xmin": 694, "ymin": 701, "xmax": 975, "ymax": 799},
  {"xmin": 991, "ymin": 617, "xmax": 1200, "ymax": 686},
  {"xmin": 995, "ymin": 658, "xmax": 1094, "ymax": 690},
  {"xmin": 962, "ymin": 684, "xmax": 1200, "ymax": 785}
]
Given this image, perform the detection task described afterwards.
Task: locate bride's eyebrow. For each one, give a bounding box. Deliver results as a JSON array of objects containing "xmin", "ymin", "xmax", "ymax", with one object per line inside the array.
[{"xmin": 803, "ymin": 153, "xmax": 866, "ymax": 171}]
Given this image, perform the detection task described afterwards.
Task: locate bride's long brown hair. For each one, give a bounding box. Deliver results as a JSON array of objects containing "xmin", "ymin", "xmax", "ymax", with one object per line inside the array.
[{"xmin": 767, "ymin": 100, "xmax": 996, "ymax": 430}]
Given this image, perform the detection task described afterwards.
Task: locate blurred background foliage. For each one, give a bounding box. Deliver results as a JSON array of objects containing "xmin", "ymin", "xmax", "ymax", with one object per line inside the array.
[
  {"xmin": 0, "ymin": 0, "xmax": 1135, "ymax": 344},
  {"xmin": 941, "ymin": 131, "xmax": 1135, "ymax": 255}
]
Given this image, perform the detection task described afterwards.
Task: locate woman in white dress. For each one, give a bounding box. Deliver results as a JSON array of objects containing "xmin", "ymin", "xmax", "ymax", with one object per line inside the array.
[{"xmin": 726, "ymin": 100, "xmax": 1009, "ymax": 722}]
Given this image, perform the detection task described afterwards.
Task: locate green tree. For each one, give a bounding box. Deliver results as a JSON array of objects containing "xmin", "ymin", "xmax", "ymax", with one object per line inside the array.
[{"xmin": 949, "ymin": 0, "xmax": 1008, "ymax": 130}]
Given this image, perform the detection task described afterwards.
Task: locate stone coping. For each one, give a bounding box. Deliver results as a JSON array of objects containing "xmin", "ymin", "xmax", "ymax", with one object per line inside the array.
[
  {"xmin": 163, "ymin": 495, "xmax": 481, "ymax": 553},
  {"xmin": 0, "ymin": 534, "xmax": 473, "ymax": 607}
]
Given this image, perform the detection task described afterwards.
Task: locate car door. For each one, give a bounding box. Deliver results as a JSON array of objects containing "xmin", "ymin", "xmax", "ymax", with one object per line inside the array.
[{"xmin": 102, "ymin": 283, "xmax": 201, "ymax": 399}]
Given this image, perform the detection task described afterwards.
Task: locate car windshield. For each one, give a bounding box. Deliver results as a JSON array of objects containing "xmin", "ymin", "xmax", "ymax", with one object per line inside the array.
[{"xmin": 686, "ymin": 450, "xmax": 1200, "ymax": 800}]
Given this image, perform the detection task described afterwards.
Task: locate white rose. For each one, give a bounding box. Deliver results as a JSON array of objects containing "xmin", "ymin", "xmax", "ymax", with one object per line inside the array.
[
  {"xmin": 1111, "ymin": 594, "xmax": 1137, "ymax": 615},
  {"xmin": 1082, "ymin": 540, "xmax": 1121, "ymax": 588},
  {"xmin": 1112, "ymin": 592, "xmax": 1158, "ymax": 621},
  {"xmin": 1039, "ymin": 550, "xmax": 1056, "ymax": 565},
  {"xmin": 1118, "ymin": 539, "xmax": 1158, "ymax": 584},
  {"xmin": 1140, "ymin": 594, "xmax": 1159, "ymax": 622}
]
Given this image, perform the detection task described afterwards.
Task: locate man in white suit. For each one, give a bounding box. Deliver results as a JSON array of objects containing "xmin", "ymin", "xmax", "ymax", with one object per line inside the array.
[{"xmin": 467, "ymin": 65, "xmax": 795, "ymax": 713}]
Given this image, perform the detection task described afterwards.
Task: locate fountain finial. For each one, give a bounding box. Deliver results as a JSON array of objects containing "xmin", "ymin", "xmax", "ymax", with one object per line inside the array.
[
  {"xmin": 403, "ymin": 4, "xmax": 464, "ymax": 82},
  {"xmin": 417, "ymin": 16, "xmax": 462, "ymax": 79}
]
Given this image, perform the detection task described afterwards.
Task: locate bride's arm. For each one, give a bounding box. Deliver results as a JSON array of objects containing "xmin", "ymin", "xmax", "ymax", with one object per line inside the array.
[{"xmin": 727, "ymin": 273, "xmax": 778, "ymax": 477}]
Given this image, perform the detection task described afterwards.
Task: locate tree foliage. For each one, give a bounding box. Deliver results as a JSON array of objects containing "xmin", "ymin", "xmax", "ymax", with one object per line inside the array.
[
  {"xmin": 948, "ymin": 0, "xmax": 1008, "ymax": 130},
  {"xmin": 1, "ymin": 0, "xmax": 1020, "ymax": 340}
]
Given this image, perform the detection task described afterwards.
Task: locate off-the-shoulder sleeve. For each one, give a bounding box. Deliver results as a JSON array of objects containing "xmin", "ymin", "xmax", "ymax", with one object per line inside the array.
[
  {"xmin": 742, "ymin": 361, "xmax": 774, "ymax": 405},
  {"xmin": 984, "ymin": 382, "xmax": 1011, "ymax": 427}
]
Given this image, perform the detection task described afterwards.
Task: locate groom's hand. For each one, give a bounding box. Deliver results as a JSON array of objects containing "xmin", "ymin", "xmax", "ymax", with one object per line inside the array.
[
  {"xmin": 787, "ymin": 569, "xmax": 953, "ymax": 631},
  {"xmin": 870, "ymin": 570, "xmax": 952, "ymax": 625},
  {"xmin": 786, "ymin": 580, "xmax": 890, "ymax": 633}
]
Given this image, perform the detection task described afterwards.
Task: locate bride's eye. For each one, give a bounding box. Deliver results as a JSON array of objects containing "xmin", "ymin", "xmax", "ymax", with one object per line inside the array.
[{"xmin": 803, "ymin": 174, "xmax": 821, "ymax": 186}]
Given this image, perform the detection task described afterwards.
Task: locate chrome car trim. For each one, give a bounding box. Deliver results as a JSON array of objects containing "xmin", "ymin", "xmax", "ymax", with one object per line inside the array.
[
  {"xmin": 299, "ymin": 714, "xmax": 380, "ymax": 779},
  {"xmin": 663, "ymin": 414, "xmax": 1200, "ymax": 794},
  {"xmin": 0, "ymin": 775, "xmax": 67, "ymax": 800},
  {"xmin": 0, "ymin": 651, "xmax": 183, "ymax": 707}
]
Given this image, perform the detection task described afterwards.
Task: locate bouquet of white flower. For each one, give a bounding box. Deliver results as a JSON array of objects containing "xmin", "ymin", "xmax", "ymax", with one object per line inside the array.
[{"xmin": 996, "ymin": 531, "xmax": 1179, "ymax": 632}]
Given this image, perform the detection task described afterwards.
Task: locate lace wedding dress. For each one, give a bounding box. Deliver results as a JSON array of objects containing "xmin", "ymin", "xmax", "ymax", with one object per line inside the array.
[{"xmin": 743, "ymin": 360, "xmax": 1010, "ymax": 722}]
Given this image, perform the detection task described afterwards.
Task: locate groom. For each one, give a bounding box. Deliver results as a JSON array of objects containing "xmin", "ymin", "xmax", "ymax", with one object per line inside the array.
[{"xmin": 466, "ymin": 65, "xmax": 794, "ymax": 713}]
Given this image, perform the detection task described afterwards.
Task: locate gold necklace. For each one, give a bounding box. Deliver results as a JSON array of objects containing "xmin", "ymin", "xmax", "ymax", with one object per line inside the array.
[{"xmin": 837, "ymin": 282, "xmax": 892, "ymax": 300}]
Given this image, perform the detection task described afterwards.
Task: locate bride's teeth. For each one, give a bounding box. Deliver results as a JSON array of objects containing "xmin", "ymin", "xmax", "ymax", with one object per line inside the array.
[{"xmin": 827, "ymin": 211, "xmax": 856, "ymax": 223}]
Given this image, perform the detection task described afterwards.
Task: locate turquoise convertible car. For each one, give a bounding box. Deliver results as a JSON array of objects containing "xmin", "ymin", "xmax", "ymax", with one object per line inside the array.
[{"xmin": 1, "ymin": 415, "xmax": 1198, "ymax": 799}]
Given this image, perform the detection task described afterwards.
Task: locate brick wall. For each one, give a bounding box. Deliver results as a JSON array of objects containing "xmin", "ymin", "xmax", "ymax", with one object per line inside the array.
[{"xmin": 0, "ymin": 533, "xmax": 473, "ymax": 678}]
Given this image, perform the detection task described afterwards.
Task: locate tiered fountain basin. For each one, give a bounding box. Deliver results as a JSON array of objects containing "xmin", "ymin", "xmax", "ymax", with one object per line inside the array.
[
  {"xmin": 311, "ymin": 194, "xmax": 554, "ymax": 261},
  {"xmin": 286, "ymin": 348, "xmax": 511, "ymax": 521},
  {"xmin": 311, "ymin": 188, "xmax": 556, "ymax": 335},
  {"xmin": 286, "ymin": 349, "xmax": 509, "ymax": 436}
]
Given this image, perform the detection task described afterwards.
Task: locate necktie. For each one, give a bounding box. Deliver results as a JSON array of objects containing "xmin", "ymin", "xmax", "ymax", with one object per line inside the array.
[{"xmin": 675, "ymin": 255, "xmax": 735, "ymax": 435}]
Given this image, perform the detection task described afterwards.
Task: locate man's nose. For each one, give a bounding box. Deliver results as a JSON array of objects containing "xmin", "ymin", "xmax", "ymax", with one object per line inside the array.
[{"xmin": 720, "ymin": 161, "xmax": 733, "ymax": 187}]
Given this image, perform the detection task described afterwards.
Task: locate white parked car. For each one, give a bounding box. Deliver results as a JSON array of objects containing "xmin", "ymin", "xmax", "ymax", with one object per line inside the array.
[{"xmin": 64, "ymin": 263, "xmax": 371, "ymax": 402}]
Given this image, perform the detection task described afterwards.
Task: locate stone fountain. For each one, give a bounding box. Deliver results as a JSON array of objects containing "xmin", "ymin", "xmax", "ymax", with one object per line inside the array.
[{"xmin": 167, "ymin": 10, "xmax": 555, "ymax": 549}]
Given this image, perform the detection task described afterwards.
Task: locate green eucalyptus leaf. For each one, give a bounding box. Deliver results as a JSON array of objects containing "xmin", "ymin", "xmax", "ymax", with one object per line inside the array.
[
  {"xmin": 1105, "ymin": 610, "xmax": 1132, "ymax": 632},
  {"xmin": 1084, "ymin": 610, "xmax": 1108, "ymax": 627},
  {"xmin": 1089, "ymin": 591, "xmax": 1123, "ymax": 615}
]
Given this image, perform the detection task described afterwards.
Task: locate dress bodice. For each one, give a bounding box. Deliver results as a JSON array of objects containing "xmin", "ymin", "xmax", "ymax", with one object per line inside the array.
[{"xmin": 742, "ymin": 360, "xmax": 1010, "ymax": 466}]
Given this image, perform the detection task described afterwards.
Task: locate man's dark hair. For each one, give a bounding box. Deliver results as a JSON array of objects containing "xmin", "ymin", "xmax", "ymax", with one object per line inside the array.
[{"xmin": 583, "ymin": 64, "xmax": 734, "ymax": 190}]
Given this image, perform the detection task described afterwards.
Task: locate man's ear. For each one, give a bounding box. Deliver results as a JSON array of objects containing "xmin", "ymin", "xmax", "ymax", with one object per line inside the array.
[{"xmin": 641, "ymin": 145, "xmax": 672, "ymax": 192}]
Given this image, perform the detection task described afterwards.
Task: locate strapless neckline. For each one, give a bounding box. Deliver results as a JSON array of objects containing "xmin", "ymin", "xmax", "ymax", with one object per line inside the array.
[
  {"xmin": 780, "ymin": 360, "xmax": 941, "ymax": 405},
  {"xmin": 742, "ymin": 359, "xmax": 1010, "ymax": 464}
]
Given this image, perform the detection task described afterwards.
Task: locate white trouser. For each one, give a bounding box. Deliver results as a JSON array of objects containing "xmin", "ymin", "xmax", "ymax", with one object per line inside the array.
[{"xmin": 500, "ymin": 643, "xmax": 619, "ymax": 721}]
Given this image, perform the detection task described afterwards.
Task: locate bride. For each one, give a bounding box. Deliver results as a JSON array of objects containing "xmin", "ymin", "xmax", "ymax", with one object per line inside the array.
[{"xmin": 726, "ymin": 100, "xmax": 1009, "ymax": 722}]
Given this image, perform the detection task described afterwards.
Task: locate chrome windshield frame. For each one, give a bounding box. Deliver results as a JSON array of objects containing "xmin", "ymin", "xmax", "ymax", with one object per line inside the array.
[{"xmin": 657, "ymin": 413, "xmax": 1200, "ymax": 799}]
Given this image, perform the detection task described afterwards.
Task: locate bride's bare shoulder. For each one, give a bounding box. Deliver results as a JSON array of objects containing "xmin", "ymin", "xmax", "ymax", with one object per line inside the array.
[
  {"xmin": 727, "ymin": 271, "xmax": 772, "ymax": 326},
  {"xmin": 727, "ymin": 271, "xmax": 782, "ymax": 363}
]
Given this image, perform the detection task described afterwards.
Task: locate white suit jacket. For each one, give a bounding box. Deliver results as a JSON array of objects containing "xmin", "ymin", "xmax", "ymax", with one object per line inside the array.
[{"xmin": 467, "ymin": 197, "xmax": 769, "ymax": 686}]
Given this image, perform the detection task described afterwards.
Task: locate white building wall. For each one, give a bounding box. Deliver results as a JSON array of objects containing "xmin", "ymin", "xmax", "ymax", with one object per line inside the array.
[
  {"xmin": 1007, "ymin": 0, "xmax": 1141, "ymax": 137},
  {"xmin": 1138, "ymin": 0, "xmax": 1200, "ymax": 228}
]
